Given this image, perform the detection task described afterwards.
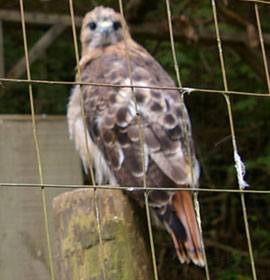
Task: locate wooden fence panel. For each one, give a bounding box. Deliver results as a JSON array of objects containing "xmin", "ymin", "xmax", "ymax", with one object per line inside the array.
[{"xmin": 0, "ymin": 115, "xmax": 83, "ymax": 280}]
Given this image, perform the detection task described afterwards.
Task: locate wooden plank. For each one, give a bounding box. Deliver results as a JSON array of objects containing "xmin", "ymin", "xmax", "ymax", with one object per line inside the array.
[
  {"xmin": 53, "ymin": 189, "xmax": 154, "ymax": 280},
  {"xmin": 1, "ymin": 9, "xmax": 270, "ymax": 46},
  {"xmin": 0, "ymin": 115, "xmax": 83, "ymax": 280},
  {"xmin": 0, "ymin": 9, "xmax": 82, "ymax": 27}
]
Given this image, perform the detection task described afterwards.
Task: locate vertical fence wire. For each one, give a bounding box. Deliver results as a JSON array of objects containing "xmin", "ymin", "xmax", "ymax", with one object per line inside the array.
[
  {"xmin": 165, "ymin": 0, "xmax": 210, "ymax": 277},
  {"xmin": 211, "ymin": 1, "xmax": 257, "ymax": 279},
  {"xmin": 0, "ymin": 20, "xmax": 4, "ymax": 77},
  {"xmin": 3, "ymin": 0, "xmax": 270, "ymax": 279},
  {"xmin": 18, "ymin": 0, "xmax": 55, "ymax": 279},
  {"xmin": 68, "ymin": 1, "xmax": 107, "ymax": 279},
  {"xmin": 254, "ymin": 3, "xmax": 270, "ymax": 93},
  {"xmin": 117, "ymin": 0, "xmax": 159, "ymax": 279}
]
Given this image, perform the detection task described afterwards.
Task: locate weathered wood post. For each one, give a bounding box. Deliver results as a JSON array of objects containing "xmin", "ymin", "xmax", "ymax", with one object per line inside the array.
[{"xmin": 53, "ymin": 188, "xmax": 154, "ymax": 280}]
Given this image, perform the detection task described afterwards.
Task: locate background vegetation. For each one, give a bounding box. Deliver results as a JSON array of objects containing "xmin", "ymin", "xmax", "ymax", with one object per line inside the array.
[{"xmin": 0, "ymin": 0, "xmax": 270, "ymax": 279}]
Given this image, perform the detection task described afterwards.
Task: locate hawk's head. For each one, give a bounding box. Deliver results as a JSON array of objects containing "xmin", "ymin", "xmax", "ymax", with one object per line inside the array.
[{"xmin": 81, "ymin": 6, "xmax": 129, "ymax": 51}]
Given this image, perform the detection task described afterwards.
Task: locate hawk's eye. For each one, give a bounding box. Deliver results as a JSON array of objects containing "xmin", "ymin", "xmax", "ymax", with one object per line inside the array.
[
  {"xmin": 88, "ymin": 22, "xmax": 97, "ymax": 30},
  {"xmin": 113, "ymin": 21, "xmax": 122, "ymax": 31}
]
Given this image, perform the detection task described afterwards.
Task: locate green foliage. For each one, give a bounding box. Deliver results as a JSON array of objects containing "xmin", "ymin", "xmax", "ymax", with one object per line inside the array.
[
  {"xmin": 217, "ymin": 252, "xmax": 251, "ymax": 280},
  {"xmin": 1, "ymin": 1, "xmax": 270, "ymax": 279}
]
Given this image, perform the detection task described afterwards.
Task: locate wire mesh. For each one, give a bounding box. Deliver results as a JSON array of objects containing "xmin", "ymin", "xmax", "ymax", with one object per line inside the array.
[
  {"xmin": 165, "ymin": 0, "xmax": 210, "ymax": 278},
  {"xmin": 18, "ymin": 0, "xmax": 55, "ymax": 279},
  {"xmin": 68, "ymin": 1, "xmax": 108, "ymax": 279},
  {"xmin": 118, "ymin": 0, "xmax": 159, "ymax": 278},
  {"xmin": 0, "ymin": 0, "xmax": 270, "ymax": 279},
  {"xmin": 211, "ymin": 1, "xmax": 258, "ymax": 278}
]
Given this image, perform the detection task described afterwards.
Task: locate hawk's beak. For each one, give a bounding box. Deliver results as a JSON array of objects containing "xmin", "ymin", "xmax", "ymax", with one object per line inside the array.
[
  {"xmin": 100, "ymin": 21, "xmax": 111, "ymax": 38},
  {"xmin": 102, "ymin": 28, "xmax": 110, "ymax": 38}
]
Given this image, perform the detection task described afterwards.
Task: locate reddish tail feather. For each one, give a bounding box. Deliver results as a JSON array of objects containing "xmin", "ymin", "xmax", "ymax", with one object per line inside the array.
[{"xmin": 167, "ymin": 190, "xmax": 205, "ymax": 266}]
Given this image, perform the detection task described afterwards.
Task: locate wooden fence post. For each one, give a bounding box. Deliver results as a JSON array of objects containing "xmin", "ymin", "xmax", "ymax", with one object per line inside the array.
[{"xmin": 53, "ymin": 188, "xmax": 154, "ymax": 280}]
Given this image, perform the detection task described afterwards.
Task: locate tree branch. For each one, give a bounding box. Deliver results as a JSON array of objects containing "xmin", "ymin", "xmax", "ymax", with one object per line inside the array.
[
  {"xmin": 0, "ymin": 9, "xmax": 270, "ymax": 46},
  {"xmin": 7, "ymin": 24, "xmax": 66, "ymax": 79},
  {"xmin": 125, "ymin": 0, "xmax": 158, "ymax": 23},
  {"xmin": 205, "ymin": 239, "xmax": 270, "ymax": 266},
  {"xmin": 1, "ymin": 9, "xmax": 269, "ymax": 82}
]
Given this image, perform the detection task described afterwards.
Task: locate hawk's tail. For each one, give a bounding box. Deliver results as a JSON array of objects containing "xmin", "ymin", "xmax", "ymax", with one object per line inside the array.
[{"xmin": 159, "ymin": 190, "xmax": 205, "ymax": 267}]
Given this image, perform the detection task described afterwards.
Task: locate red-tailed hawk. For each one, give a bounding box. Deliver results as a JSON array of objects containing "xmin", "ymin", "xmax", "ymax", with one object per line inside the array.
[{"xmin": 68, "ymin": 6, "xmax": 204, "ymax": 266}]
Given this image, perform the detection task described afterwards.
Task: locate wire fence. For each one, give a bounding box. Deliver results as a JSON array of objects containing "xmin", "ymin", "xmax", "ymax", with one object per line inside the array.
[{"xmin": 1, "ymin": 0, "xmax": 270, "ymax": 279}]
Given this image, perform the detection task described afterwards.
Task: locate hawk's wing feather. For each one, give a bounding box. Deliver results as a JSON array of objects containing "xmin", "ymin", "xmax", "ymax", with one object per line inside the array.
[{"xmin": 82, "ymin": 40, "xmax": 198, "ymax": 189}]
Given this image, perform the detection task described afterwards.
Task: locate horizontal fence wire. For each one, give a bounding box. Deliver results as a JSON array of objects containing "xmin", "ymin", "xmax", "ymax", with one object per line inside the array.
[
  {"xmin": 1, "ymin": 0, "xmax": 269, "ymax": 279},
  {"xmin": 1, "ymin": 77, "xmax": 270, "ymax": 96},
  {"xmin": 1, "ymin": 183, "xmax": 270, "ymax": 194}
]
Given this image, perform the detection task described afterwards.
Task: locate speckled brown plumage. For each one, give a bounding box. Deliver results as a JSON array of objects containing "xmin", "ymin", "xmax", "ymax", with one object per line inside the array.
[{"xmin": 67, "ymin": 6, "xmax": 204, "ymax": 267}]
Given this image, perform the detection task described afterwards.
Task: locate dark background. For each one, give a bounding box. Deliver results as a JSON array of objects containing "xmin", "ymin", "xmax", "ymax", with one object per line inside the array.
[{"xmin": 0, "ymin": 0, "xmax": 270, "ymax": 279}]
